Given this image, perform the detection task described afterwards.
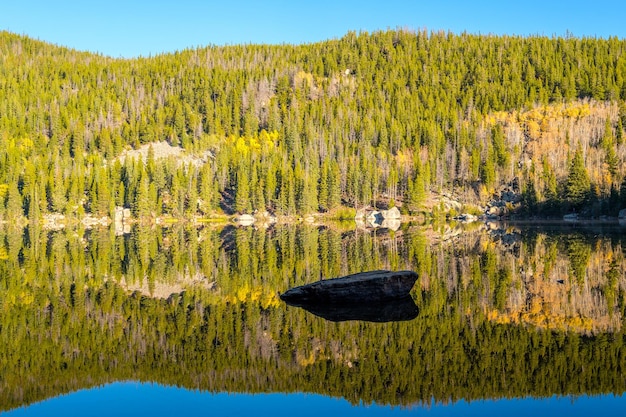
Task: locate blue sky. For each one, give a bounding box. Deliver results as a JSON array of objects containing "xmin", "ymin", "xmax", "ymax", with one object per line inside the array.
[{"xmin": 1, "ymin": 0, "xmax": 625, "ymax": 58}]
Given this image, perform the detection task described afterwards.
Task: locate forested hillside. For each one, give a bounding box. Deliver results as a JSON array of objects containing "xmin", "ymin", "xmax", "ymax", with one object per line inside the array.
[{"xmin": 1, "ymin": 29, "xmax": 626, "ymax": 222}]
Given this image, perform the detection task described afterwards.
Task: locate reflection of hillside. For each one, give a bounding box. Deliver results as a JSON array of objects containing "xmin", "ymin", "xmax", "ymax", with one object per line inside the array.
[
  {"xmin": 499, "ymin": 246, "xmax": 620, "ymax": 334},
  {"xmin": 1, "ymin": 283, "xmax": 626, "ymax": 412},
  {"xmin": 0, "ymin": 224, "xmax": 625, "ymax": 411},
  {"xmin": 120, "ymin": 272, "xmax": 215, "ymax": 299},
  {"xmin": 486, "ymin": 277, "xmax": 619, "ymax": 335},
  {"xmin": 515, "ymin": 231, "xmax": 623, "ymax": 335},
  {"xmin": 419, "ymin": 222, "xmax": 625, "ymax": 335}
]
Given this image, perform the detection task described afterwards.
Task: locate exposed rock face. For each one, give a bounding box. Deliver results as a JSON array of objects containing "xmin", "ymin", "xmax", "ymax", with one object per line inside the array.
[
  {"xmin": 454, "ymin": 213, "xmax": 478, "ymax": 223},
  {"xmin": 234, "ymin": 212, "xmax": 279, "ymax": 227},
  {"xmin": 488, "ymin": 205, "xmax": 503, "ymax": 216},
  {"xmin": 116, "ymin": 141, "xmax": 213, "ymax": 167},
  {"xmin": 482, "ymin": 178, "xmax": 522, "ymax": 219},
  {"xmin": 381, "ymin": 218, "xmax": 401, "ymax": 230},
  {"xmin": 236, "ymin": 214, "xmax": 255, "ymax": 226},
  {"xmin": 280, "ymin": 270, "xmax": 418, "ymax": 304},
  {"xmin": 82, "ymin": 215, "xmax": 110, "ymax": 228},
  {"xmin": 367, "ymin": 211, "xmax": 383, "ymax": 226},
  {"xmin": 45, "ymin": 213, "xmax": 113, "ymax": 231},
  {"xmin": 436, "ymin": 194, "xmax": 463, "ymax": 212},
  {"xmin": 43, "ymin": 213, "xmax": 66, "ymax": 230},
  {"xmin": 114, "ymin": 206, "xmax": 132, "ymax": 235},
  {"xmin": 380, "ymin": 206, "xmax": 401, "ymax": 220},
  {"xmin": 359, "ymin": 207, "xmax": 402, "ymax": 230}
]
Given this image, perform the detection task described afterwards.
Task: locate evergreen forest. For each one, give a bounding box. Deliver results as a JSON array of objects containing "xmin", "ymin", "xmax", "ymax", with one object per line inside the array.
[{"xmin": 2, "ymin": 29, "xmax": 626, "ymax": 222}]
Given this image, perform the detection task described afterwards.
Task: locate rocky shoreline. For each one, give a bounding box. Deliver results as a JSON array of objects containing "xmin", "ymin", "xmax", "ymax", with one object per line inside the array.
[{"xmin": 9, "ymin": 178, "xmax": 626, "ymax": 233}]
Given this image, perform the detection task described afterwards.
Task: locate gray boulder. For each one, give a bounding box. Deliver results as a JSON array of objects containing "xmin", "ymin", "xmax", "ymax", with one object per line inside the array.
[{"xmin": 380, "ymin": 206, "xmax": 401, "ymax": 220}]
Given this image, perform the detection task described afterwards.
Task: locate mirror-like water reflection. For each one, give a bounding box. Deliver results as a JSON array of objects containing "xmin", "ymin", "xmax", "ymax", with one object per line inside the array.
[
  {"xmin": 285, "ymin": 295, "xmax": 419, "ymax": 322},
  {"xmin": 0, "ymin": 222, "xmax": 625, "ymax": 412},
  {"xmin": 5, "ymin": 382, "xmax": 626, "ymax": 417}
]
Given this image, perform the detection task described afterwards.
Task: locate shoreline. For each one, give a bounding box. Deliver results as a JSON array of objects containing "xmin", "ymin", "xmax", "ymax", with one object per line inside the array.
[{"xmin": 1, "ymin": 210, "xmax": 624, "ymax": 233}]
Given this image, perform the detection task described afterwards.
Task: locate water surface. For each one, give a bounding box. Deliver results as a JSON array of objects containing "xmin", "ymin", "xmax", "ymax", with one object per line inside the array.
[
  {"xmin": 6, "ymin": 382, "xmax": 626, "ymax": 416},
  {"xmin": 0, "ymin": 222, "xmax": 624, "ymax": 413}
]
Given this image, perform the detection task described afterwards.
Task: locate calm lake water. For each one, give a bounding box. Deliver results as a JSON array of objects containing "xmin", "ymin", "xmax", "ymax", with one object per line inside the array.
[{"xmin": 0, "ymin": 221, "xmax": 625, "ymax": 414}]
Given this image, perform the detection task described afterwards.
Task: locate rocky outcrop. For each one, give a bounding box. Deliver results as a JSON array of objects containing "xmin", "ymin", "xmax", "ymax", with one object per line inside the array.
[
  {"xmin": 232, "ymin": 212, "xmax": 278, "ymax": 227},
  {"xmin": 357, "ymin": 207, "xmax": 402, "ymax": 231},
  {"xmin": 481, "ymin": 178, "xmax": 522, "ymax": 220},
  {"xmin": 380, "ymin": 207, "xmax": 401, "ymax": 220},
  {"xmin": 436, "ymin": 194, "xmax": 463, "ymax": 212},
  {"xmin": 453, "ymin": 213, "xmax": 478, "ymax": 223},
  {"xmin": 44, "ymin": 213, "xmax": 112, "ymax": 230},
  {"xmin": 485, "ymin": 223, "xmax": 522, "ymax": 252},
  {"xmin": 82, "ymin": 215, "xmax": 111, "ymax": 228},
  {"xmin": 235, "ymin": 214, "xmax": 255, "ymax": 226},
  {"xmin": 42, "ymin": 213, "xmax": 66, "ymax": 230},
  {"xmin": 114, "ymin": 206, "xmax": 132, "ymax": 235}
]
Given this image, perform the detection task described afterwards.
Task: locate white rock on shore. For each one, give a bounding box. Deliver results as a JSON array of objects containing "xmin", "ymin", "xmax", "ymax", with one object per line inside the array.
[{"xmin": 236, "ymin": 214, "xmax": 255, "ymax": 226}]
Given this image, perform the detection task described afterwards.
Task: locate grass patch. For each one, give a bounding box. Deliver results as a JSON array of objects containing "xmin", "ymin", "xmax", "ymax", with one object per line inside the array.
[
  {"xmin": 327, "ymin": 206, "xmax": 356, "ymax": 220},
  {"xmin": 194, "ymin": 216, "xmax": 230, "ymax": 224}
]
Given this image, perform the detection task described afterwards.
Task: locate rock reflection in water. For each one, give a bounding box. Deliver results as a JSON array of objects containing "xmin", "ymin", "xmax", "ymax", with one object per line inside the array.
[{"xmin": 284, "ymin": 295, "xmax": 418, "ymax": 322}]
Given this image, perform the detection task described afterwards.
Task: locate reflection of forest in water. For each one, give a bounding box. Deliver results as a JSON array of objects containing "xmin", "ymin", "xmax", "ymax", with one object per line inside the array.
[{"xmin": 0, "ymin": 222, "xmax": 625, "ymax": 411}]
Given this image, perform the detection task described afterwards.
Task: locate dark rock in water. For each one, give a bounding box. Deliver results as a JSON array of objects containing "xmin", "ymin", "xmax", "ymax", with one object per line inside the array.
[
  {"xmin": 280, "ymin": 270, "xmax": 417, "ymax": 304},
  {"xmin": 285, "ymin": 295, "xmax": 418, "ymax": 323}
]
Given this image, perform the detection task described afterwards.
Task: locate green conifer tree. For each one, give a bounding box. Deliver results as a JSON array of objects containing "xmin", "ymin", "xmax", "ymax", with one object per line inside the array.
[
  {"xmin": 235, "ymin": 164, "xmax": 251, "ymax": 214},
  {"xmin": 565, "ymin": 148, "xmax": 591, "ymax": 209},
  {"xmin": 620, "ymin": 176, "xmax": 626, "ymax": 208}
]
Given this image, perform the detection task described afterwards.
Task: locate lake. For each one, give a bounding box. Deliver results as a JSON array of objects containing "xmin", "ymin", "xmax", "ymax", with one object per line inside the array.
[{"xmin": 0, "ymin": 221, "xmax": 625, "ymax": 414}]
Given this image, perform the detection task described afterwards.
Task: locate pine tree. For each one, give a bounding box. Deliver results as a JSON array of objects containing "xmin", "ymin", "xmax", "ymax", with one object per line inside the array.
[
  {"xmin": 6, "ymin": 182, "xmax": 23, "ymax": 218},
  {"xmin": 133, "ymin": 173, "xmax": 151, "ymax": 218},
  {"xmin": 521, "ymin": 180, "xmax": 538, "ymax": 214},
  {"xmin": 620, "ymin": 176, "xmax": 626, "ymax": 208},
  {"xmin": 408, "ymin": 159, "xmax": 426, "ymax": 211},
  {"xmin": 606, "ymin": 146, "xmax": 618, "ymax": 178},
  {"xmin": 264, "ymin": 162, "xmax": 278, "ymax": 212},
  {"xmin": 327, "ymin": 160, "xmax": 341, "ymax": 210},
  {"xmin": 198, "ymin": 164, "xmax": 217, "ymax": 213},
  {"xmin": 480, "ymin": 152, "xmax": 496, "ymax": 190},
  {"xmin": 235, "ymin": 163, "xmax": 251, "ymax": 214},
  {"xmin": 542, "ymin": 156, "xmax": 557, "ymax": 202},
  {"xmin": 565, "ymin": 148, "xmax": 590, "ymax": 209},
  {"xmin": 491, "ymin": 125, "xmax": 509, "ymax": 168},
  {"xmin": 116, "ymin": 181, "xmax": 126, "ymax": 208},
  {"xmin": 318, "ymin": 159, "xmax": 329, "ymax": 211},
  {"xmin": 48, "ymin": 167, "xmax": 67, "ymax": 212}
]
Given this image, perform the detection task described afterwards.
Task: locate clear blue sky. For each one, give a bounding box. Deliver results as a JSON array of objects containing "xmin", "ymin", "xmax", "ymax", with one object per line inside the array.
[{"xmin": 1, "ymin": 0, "xmax": 625, "ymax": 58}]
